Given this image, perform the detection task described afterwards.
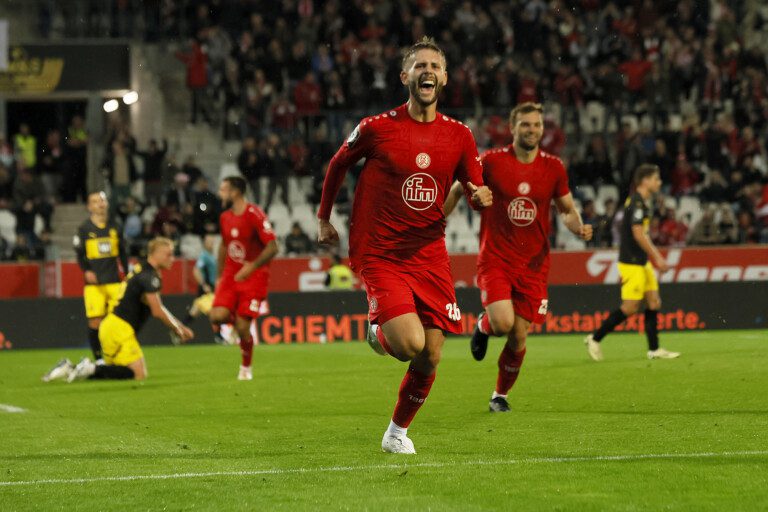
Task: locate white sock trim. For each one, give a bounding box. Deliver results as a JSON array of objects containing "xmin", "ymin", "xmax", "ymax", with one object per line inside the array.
[
  {"xmin": 492, "ymin": 391, "xmax": 507, "ymax": 400},
  {"xmin": 386, "ymin": 420, "xmax": 407, "ymax": 438}
]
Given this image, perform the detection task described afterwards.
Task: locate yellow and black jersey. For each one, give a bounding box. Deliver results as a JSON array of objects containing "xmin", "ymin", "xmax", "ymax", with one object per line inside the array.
[
  {"xmin": 619, "ymin": 192, "xmax": 651, "ymax": 265},
  {"xmin": 74, "ymin": 219, "xmax": 127, "ymax": 284},
  {"xmin": 112, "ymin": 262, "xmax": 162, "ymax": 333}
]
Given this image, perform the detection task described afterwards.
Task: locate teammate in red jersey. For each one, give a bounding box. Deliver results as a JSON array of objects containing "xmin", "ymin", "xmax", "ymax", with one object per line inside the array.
[
  {"xmin": 317, "ymin": 37, "xmax": 492, "ymax": 454},
  {"xmin": 209, "ymin": 176, "xmax": 279, "ymax": 381},
  {"xmin": 445, "ymin": 102, "xmax": 592, "ymax": 412}
]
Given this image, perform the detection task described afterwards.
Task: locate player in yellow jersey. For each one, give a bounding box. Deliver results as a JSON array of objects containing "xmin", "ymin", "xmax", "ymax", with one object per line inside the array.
[
  {"xmin": 43, "ymin": 237, "xmax": 194, "ymax": 382},
  {"xmin": 73, "ymin": 191, "xmax": 128, "ymax": 362}
]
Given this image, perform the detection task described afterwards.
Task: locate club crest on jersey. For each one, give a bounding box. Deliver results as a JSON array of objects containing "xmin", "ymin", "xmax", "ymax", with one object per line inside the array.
[
  {"xmin": 231, "ymin": 228, "xmax": 239, "ymax": 238},
  {"xmin": 518, "ymin": 182, "xmax": 531, "ymax": 195},
  {"xmin": 415, "ymin": 152, "xmax": 431, "ymax": 169},
  {"xmin": 402, "ymin": 173, "xmax": 437, "ymax": 211},
  {"xmin": 507, "ymin": 197, "xmax": 537, "ymax": 226},
  {"xmin": 228, "ymin": 240, "xmax": 246, "ymax": 263}
]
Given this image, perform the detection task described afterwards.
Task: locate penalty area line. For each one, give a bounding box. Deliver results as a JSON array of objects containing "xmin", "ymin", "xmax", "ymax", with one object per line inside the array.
[
  {"xmin": 1, "ymin": 450, "xmax": 767, "ymax": 487},
  {"xmin": 0, "ymin": 404, "xmax": 27, "ymax": 413}
]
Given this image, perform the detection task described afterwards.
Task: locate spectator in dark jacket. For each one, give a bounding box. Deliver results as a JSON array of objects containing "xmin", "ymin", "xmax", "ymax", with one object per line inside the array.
[{"xmin": 137, "ymin": 138, "xmax": 168, "ymax": 206}]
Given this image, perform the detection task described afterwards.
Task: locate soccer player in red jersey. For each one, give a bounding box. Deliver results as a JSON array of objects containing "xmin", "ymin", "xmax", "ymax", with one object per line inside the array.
[
  {"xmin": 317, "ymin": 37, "xmax": 492, "ymax": 454},
  {"xmin": 445, "ymin": 102, "xmax": 592, "ymax": 412},
  {"xmin": 209, "ymin": 176, "xmax": 279, "ymax": 381}
]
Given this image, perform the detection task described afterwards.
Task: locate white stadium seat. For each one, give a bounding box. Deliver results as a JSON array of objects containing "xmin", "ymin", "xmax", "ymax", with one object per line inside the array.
[{"xmin": 0, "ymin": 210, "xmax": 16, "ymax": 244}]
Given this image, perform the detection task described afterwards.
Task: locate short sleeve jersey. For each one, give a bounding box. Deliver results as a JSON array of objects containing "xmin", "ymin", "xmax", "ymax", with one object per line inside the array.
[
  {"xmin": 478, "ymin": 146, "xmax": 570, "ymax": 276},
  {"xmin": 219, "ymin": 203, "xmax": 276, "ymax": 280},
  {"xmin": 319, "ymin": 104, "xmax": 484, "ymax": 271},
  {"xmin": 619, "ymin": 192, "xmax": 651, "ymax": 265},
  {"xmin": 74, "ymin": 219, "xmax": 124, "ymax": 284},
  {"xmin": 112, "ymin": 261, "xmax": 162, "ymax": 332}
]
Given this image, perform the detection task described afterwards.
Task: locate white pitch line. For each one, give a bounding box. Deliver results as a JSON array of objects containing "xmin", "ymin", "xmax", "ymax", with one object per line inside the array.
[
  {"xmin": 1, "ymin": 450, "xmax": 767, "ymax": 487},
  {"xmin": 0, "ymin": 404, "xmax": 27, "ymax": 413}
]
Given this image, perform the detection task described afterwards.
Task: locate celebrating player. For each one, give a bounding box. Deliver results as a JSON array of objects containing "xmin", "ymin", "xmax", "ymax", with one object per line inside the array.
[
  {"xmin": 445, "ymin": 102, "xmax": 592, "ymax": 413},
  {"xmin": 73, "ymin": 191, "xmax": 128, "ymax": 363},
  {"xmin": 584, "ymin": 164, "xmax": 680, "ymax": 360},
  {"xmin": 43, "ymin": 237, "xmax": 194, "ymax": 382},
  {"xmin": 209, "ymin": 176, "xmax": 278, "ymax": 381},
  {"xmin": 317, "ymin": 37, "xmax": 492, "ymax": 454}
]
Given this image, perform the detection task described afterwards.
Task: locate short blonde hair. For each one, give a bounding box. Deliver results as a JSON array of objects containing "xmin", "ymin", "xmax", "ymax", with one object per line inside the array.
[
  {"xmin": 148, "ymin": 237, "xmax": 174, "ymax": 255},
  {"xmin": 509, "ymin": 102, "xmax": 544, "ymax": 126},
  {"xmin": 401, "ymin": 36, "xmax": 446, "ymax": 70}
]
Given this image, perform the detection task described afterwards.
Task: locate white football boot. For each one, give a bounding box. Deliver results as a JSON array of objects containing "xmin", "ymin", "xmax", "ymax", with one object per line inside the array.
[
  {"xmin": 647, "ymin": 347, "xmax": 681, "ymax": 359},
  {"xmin": 381, "ymin": 433, "xmax": 416, "ymax": 454},
  {"xmin": 67, "ymin": 357, "xmax": 96, "ymax": 382},
  {"xmin": 42, "ymin": 358, "xmax": 75, "ymax": 382},
  {"xmin": 237, "ymin": 365, "xmax": 253, "ymax": 381},
  {"xmin": 584, "ymin": 334, "xmax": 604, "ymax": 361}
]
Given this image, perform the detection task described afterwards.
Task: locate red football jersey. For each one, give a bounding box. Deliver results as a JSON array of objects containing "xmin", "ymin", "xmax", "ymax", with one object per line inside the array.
[
  {"xmin": 478, "ymin": 146, "xmax": 570, "ymax": 277},
  {"xmin": 318, "ymin": 104, "xmax": 484, "ymax": 270},
  {"xmin": 219, "ymin": 203, "xmax": 276, "ymax": 280}
]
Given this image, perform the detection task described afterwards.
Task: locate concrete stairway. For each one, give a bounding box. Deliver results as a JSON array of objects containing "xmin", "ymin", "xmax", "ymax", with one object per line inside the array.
[{"xmin": 50, "ymin": 203, "xmax": 88, "ymax": 261}]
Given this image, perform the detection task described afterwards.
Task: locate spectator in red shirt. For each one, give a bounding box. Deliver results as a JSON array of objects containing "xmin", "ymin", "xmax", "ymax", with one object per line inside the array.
[
  {"xmin": 175, "ymin": 40, "xmax": 209, "ymax": 125},
  {"xmin": 669, "ymin": 155, "xmax": 700, "ymax": 197},
  {"xmin": 540, "ymin": 115, "xmax": 566, "ymax": 156},
  {"xmin": 658, "ymin": 206, "xmax": 688, "ymax": 246},
  {"xmin": 618, "ymin": 48, "xmax": 652, "ymax": 101},
  {"xmin": 294, "ymin": 72, "xmax": 323, "ymax": 133}
]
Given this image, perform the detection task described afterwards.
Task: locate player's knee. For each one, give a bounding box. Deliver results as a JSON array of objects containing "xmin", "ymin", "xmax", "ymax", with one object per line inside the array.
[
  {"xmin": 490, "ymin": 316, "xmax": 514, "ymax": 335},
  {"xmin": 209, "ymin": 308, "xmax": 228, "ymax": 324},
  {"xmin": 621, "ymin": 301, "xmax": 640, "ymax": 315},
  {"xmin": 394, "ymin": 335, "xmax": 425, "ymax": 361}
]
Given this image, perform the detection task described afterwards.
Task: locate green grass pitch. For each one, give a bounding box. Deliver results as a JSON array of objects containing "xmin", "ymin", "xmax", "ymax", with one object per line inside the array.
[{"xmin": 1, "ymin": 330, "xmax": 767, "ymax": 511}]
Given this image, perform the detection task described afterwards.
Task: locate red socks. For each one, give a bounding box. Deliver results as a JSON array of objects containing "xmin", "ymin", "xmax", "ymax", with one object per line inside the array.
[
  {"xmin": 495, "ymin": 345, "xmax": 526, "ymax": 396},
  {"xmin": 392, "ymin": 367, "xmax": 436, "ymax": 428},
  {"xmin": 240, "ymin": 335, "xmax": 254, "ymax": 367},
  {"xmin": 478, "ymin": 313, "xmax": 494, "ymax": 335}
]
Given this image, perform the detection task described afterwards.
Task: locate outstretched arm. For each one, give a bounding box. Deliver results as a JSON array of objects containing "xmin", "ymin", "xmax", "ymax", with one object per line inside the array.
[{"xmin": 146, "ymin": 292, "xmax": 194, "ymax": 341}]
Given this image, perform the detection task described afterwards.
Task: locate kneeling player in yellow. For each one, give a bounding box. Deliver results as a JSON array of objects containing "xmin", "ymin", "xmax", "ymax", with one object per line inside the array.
[{"xmin": 43, "ymin": 238, "xmax": 194, "ymax": 382}]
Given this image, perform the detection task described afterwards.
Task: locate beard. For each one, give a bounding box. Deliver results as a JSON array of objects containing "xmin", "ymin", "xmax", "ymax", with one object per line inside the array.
[
  {"xmin": 515, "ymin": 134, "xmax": 541, "ymax": 151},
  {"xmin": 408, "ymin": 78, "xmax": 442, "ymax": 107},
  {"xmin": 222, "ymin": 199, "xmax": 233, "ymax": 210}
]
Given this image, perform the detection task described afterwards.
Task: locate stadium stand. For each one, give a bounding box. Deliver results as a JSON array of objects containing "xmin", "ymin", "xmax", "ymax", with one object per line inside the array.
[{"xmin": 0, "ymin": 0, "xmax": 766, "ymax": 262}]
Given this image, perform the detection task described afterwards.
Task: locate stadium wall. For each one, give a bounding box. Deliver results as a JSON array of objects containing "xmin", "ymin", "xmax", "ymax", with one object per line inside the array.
[
  {"xmin": 1, "ymin": 246, "xmax": 767, "ymax": 298},
  {"xmin": 0, "ymin": 282, "xmax": 765, "ymax": 350}
]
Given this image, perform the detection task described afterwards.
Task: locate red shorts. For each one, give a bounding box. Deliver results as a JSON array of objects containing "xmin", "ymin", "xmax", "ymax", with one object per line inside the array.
[
  {"xmin": 478, "ymin": 265, "xmax": 548, "ymax": 324},
  {"xmin": 212, "ymin": 272, "xmax": 269, "ymax": 319},
  {"xmin": 359, "ymin": 262, "xmax": 462, "ymax": 334}
]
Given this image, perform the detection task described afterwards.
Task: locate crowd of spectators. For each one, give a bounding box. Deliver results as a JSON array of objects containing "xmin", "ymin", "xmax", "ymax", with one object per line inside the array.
[{"xmin": 7, "ymin": 0, "xmax": 768, "ymax": 260}]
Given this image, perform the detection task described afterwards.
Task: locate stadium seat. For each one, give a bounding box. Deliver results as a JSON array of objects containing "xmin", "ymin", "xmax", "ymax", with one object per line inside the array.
[
  {"xmin": 677, "ymin": 196, "xmax": 702, "ymax": 227},
  {"xmin": 0, "ymin": 210, "xmax": 16, "ymax": 245},
  {"xmin": 218, "ymin": 163, "xmax": 240, "ymax": 182},
  {"xmin": 292, "ymin": 203, "xmax": 317, "ymax": 236},
  {"xmin": 596, "ymin": 184, "xmax": 619, "ymax": 206},
  {"xmin": 575, "ymin": 184, "xmax": 596, "ymax": 202},
  {"xmin": 180, "ymin": 234, "xmax": 203, "ymax": 259}
]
